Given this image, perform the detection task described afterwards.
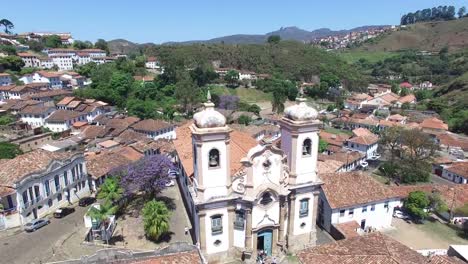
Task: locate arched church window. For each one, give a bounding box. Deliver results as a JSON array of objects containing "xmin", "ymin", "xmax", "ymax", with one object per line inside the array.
[
  {"xmin": 260, "ymin": 192, "xmax": 273, "ymax": 206},
  {"xmin": 208, "ymin": 149, "xmax": 220, "ymax": 168},
  {"xmin": 302, "ymin": 138, "xmax": 312, "ymax": 156}
]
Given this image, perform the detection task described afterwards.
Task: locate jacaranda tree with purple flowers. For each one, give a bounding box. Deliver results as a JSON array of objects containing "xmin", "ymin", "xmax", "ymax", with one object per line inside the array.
[
  {"xmin": 120, "ymin": 155, "xmax": 174, "ymax": 198},
  {"xmin": 218, "ymin": 95, "xmax": 239, "ymax": 110}
]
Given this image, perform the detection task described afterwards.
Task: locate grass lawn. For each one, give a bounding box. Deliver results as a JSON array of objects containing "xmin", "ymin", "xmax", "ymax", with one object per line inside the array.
[
  {"xmin": 209, "ymin": 85, "xmax": 272, "ymax": 103},
  {"xmin": 337, "ymin": 51, "xmax": 398, "ymax": 64},
  {"xmin": 416, "ymin": 218, "xmax": 467, "ymax": 245},
  {"xmin": 323, "ymin": 127, "xmax": 353, "ymax": 136}
]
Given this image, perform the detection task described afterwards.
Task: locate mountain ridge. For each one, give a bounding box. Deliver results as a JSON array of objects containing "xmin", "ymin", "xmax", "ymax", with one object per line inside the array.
[{"xmin": 108, "ymin": 25, "xmax": 390, "ymax": 52}]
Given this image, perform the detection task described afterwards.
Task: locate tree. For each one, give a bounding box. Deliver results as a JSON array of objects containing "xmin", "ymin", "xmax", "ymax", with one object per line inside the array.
[
  {"xmin": 73, "ymin": 40, "xmax": 93, "ymax": 50},
  {"xmin": 271, "ymin": 86, "xmax": 287, "ymax": 114},
  {"xmin": 218, "ymin": 95, "xmax": 239, "ymax": 110},
  {"xmin": 27, "ymin": 40, "xmax": 44, "ymax": 52},
  {"xmin": 404, "ymin": 191, "xmax": 430, "ymax": 220},
  {"xmin": 224, "ymin": 70, "xmax": 239, "ymax": 87},
  {"xmin": 400, "ymin": 87, "xmax": 409, "ymax": 96},
  {"xmin": 238, "ymin": 114, "xmax": 251, "ymax": 125},
  {"xmin": 428, "ymin": 191, "xmax": 448, "ymax": 214},
  {"xmin": 379, "ymin": 126, "xmax": 403, "ymax": 164},
  {"xmin": 0, "ymin": 142, "xmax": 22, "ymax": 159},
  {"xmin": 400, "ymin": 129, "xmax": 438, "ymax": 163},
  {"xmin": 43, "ymin": 35, "xmax": 62, "ymax": 48},
  {"xmin": 0, "ymin": 114, "xmax": 14, "ymax": 125},
  {"xmin": 0, "ymin": 19, "xmax": 14, "ymax": 34},
  {"xmin": 247, "ymin": 104, "xmax": 261, "ymax": 115},
  {"xmin": 190, "ymin": 65, "xmax": 218, "ymax": 87},
  {"xmin": 318, "ymin": 138, "xmax": 328, "ymax": 153},
  {"xmin": 142, "ymin": 200, "xmax": 171, "ymax": 241},
  {"xmin": 97, "ymin": 177, "xmax": 124, "ymax": 203},
  {"xmin": 267, "ymin": 35, "xmax": 281, "ymax": 44},
  {"xmin": 86, "ymin": 201, "xmax": 117, "ymax": 225},
  {"xmin": 120, "ymin": 155, "xmax": 174, "ymax": 198},
  {"xmin": 0, "ymin": 45, "xmax": 16, "ymax": 55},
  {"xmin": 458, "ymin": 7, "xmax": 466, "ymax": 18},
  {"xmin": 94, "ymin": 39, "xmax": 110, "ymax": 55},
  {"xmin": 0, "ymin": 56, "xmax": 24, "ymax": 72},
  {"xmin": 174, "ymin": 71, "xmax": 199, "ymax": 114}
]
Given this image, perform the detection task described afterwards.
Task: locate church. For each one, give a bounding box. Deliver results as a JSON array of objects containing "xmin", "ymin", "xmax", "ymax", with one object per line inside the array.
[{"xmin": 174, "ymin": 91, "xmax": 322, "ymax": 262}]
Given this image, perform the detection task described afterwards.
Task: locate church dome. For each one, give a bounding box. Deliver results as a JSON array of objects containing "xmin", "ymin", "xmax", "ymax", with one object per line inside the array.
[
  {"xmin": 193, "ymin": 91, "xmax": 226, "ymax": 128},
  {"xmin": 283, "ymin": 91, "xmax": 318, "ymax": 121}
]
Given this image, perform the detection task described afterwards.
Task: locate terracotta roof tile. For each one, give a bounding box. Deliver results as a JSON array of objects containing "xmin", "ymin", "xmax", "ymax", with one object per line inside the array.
[
  {"xmin": 318, "ymin": 160, "xmax": 344, "ymax": 174},
  {"xmin": 318, "ymin": 151, "xmax": 365, "ymax": 166},
  {"xmin": 85, "ymin": 147, "xmax": 143, "ymax": 179},
  {"xmin": 334, "ymin": 221, "xmax": 360, "ymax": 239},
  {"xmin": 446, "ymin": 162, "xmax": 468, "ymax": 178},
  {"xmin": 437, "ymin": 133, "xmax": 468, "ymax": 151},
  {"xmin": 131, "ymin": 119, "xmax": 172, "ymax": 132},
  {"xmin": 420, "ymin": 117, "xmax": 448, "ymax": 131},
  {"xmin": 398, "ymin": 94, "xmax": 416, "ymax": 104},
  {"xmin": 320, "ymin": 172, "xmax": 398, "ymax": 209},
  {"xmin": 352, "ymin": 128, "xmax": 373, "ymax": 137},
  {"xmin": 297, "ymin": 233, "xmax": 428, "ymax": 264},
  {"xmin": 19, "ymin": 105, "xmax": 54, "ymax": 115},
  {"xmin": 46, "ymin": 110, "xmax": 85, "ymax": 122},
  {"xmin": 0, "ymin": 150, "xmax": 79, "ymax": 188},
  {"xmin": 319, "ymin": 131, "xmax": 350, "ymax": 147},
  {"xmin": 347, "ymin": 134, "xmax": 379, "ymax": 145},
  {"xmin": 390, "ymin": 184, "xmax": 468, "ymax": 209}
]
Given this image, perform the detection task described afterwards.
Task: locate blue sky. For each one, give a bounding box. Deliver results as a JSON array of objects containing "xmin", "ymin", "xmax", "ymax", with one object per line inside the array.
[{"xmin": 5, "ymin": 0, "xmax": 467, "ymax": 43}]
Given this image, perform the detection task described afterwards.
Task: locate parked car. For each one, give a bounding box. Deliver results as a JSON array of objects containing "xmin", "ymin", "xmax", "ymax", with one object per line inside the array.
[
  {"xmin": 165, "ymin": 180, "xmax": 175, "ymax": 187},
  {"xmin": 24, "ymin": 218, "xmax": 50, "ymax": 232},
  {"xmin": 393, "ymin": 210, "xmax": 410, "ymax": 220},
  {"xmin": 79, "ymin": 197, "xmax": 96, "ymax": 207},
  {"xmin": 53, "ymin": 207, "xmax": 75, "ymax": 218}
]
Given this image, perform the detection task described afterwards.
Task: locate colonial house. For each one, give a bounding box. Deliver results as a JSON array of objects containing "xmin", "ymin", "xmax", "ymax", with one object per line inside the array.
[
  {"xmin": 145, "ymin": 57, "xmax": 161, "ymax": 70},
  {"xmin": 318, "ymin": 151, "xmax": 367, "ymax": 172},
  {"xmin": 40, "ymin": 57, "xmax": 54, "ymax": 69},
  {"xmin": 0, "ymin": 73, "xmax": 12, "ymax": 86},
  {"xmin": 0, "ymin": 150, "xmax": 90, "ymax": 230},
  {"xmin": 345, "ymin": 133, "xmax": 379, "ymax": 159},
  {"xmin": 20, "ymin": 71, "xmax": 62, "ymax": 89},
  {"xmin": 419, "ymin": 117, "xmax": 449, "ymax": 134},
  {"xmin": 17, "ymin": 53, "xmax": 41, "ymax": 68},
  {"xmin": 173, "ymin": 93, "xmax": 322, "ymax": 262},
  {"xmin": 386, "ymin": 114, "xmax": 407, "ymax": 124},
  {"xmin": 76, "ymin": 52, "xmax": 91, "ymax": 65},
  {"xmin": 319, "ymin": 131, "xmax": 350, "ymax": 154},
  {"xmin": 130, "ymin": 119, "xmax": 176, "ymax": 140},
  {"xmin": 50, "ymin": 54, "xmax": 74, "ymax": 71},
  {"xmin": 441, "ymin": 162, "xmax": 468, "ymax": 184},
  {"xmin": 318, "ymin": 172, "xmax": 400, "ymax": 239},
  {"xmin": 19, "ymin": 105, "xmax": 55, "ymax": 128},
  {"xmin": 394, "ymin": 94, "xmax": 416, "ymax": 108},
  {"xmin": 344, "ymin": 93, "xmax": 372, "ymax": 110},
  {"xmin": 81, "ymin": 49, "xmax": 106, "ymax": 58},
  {"xmin": 44, "ymin": 109, "xmax": 87, "ymax": 132},
  {"xmin": 365, "ymin": 92, "xmax": 400, "ymax": 109},
  {"xmin": 0, "ymin": 85, "xmax": 40, "ymax": 100}
]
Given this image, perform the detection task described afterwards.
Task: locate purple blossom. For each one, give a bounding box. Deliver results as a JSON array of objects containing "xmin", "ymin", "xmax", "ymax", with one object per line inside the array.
[
  {"xmin": 120, "ymin": 155, "xmax": 174, "ymax": 197},
  {"xmin": 218, "ymin": 95, "xmax": 239, "ymax": 110}
]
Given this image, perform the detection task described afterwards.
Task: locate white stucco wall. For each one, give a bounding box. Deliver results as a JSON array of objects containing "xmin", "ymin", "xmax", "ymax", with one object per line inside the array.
[
  {"xmin": 204, "ymin": 207, "xmax": 229, "ymax": 254},
  {"xmin": 251, "ymin": 151, "xmax": 282, "ymax": 189},
  {"xmin": 200, "ymin": 138, "xmax": 228, "ymax": 200},
  {"xmin": 328, "ymin": 199, "xmax": 399, "ymax": 232},
  {"xmin": 294, "ymin": 131, "xmax": 318, "ymax": 184},
  {"xmin": 293, "ymin": 191, "xmax": 315, "ymax": 236},
  {"xmin": 252, "ymin": 200, "xmax": 280, "ymax": 230}
]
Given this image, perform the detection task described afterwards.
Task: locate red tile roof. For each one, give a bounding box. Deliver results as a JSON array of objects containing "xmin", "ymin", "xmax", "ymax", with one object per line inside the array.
[
  {"xmin": 446, "ymin": 162, "xmax": 468, "ymax": 178},
  {"xmin": 320, "ymin": 172, "xmax": 398, "ymax": 209},
  {"xmin": 398, "ymin": 94, "xmax": 416, "ymax": 104},
  {"xmin": 420, "ymin": 117, "xmax": 448, "ymax": 131},
  {"xmin": 347, "ymin": 134, "xmax": 379, "ymax": 145},
  {"xmin": 85, "ymin": 147, "xmax": 143, "ymax": 179},
  {"xmin": 297, "ymin": 232, "xmax": 428, "ymax": 264},
  {"xmin": 334, "ymin": 221, "xmax": 360, "ymax": 239},
  {"xmin": 46, "ymin": 110, "xmax": 85, "ymax": 122},
  {"xmin": 0, "ymin": 150, "xmax": 79, "ymax": 189},
  {"xmin": 352, "ymin": 128, "xmax": 373, "ymax": 137},
  {"xmin": 131, "ymin": 119, "xmax": 172, "ymax": 132}
]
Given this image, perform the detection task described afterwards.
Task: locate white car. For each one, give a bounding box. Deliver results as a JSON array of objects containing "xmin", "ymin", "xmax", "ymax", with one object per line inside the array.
[
  {"xmin": 360, "ymin": 161, "xmax": 369, "ymax": 168},
  {"xmin": 393, "ymin": 210, "xmax": 410, "ymax": 220},
  {"xmin": 165, "ymin": 180, "xmax": 175, "ymax": 187}
]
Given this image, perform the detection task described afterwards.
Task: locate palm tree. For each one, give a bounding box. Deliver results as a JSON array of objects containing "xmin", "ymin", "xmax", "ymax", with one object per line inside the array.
[
  {"xmin": 97, "ymin": 177, "xmax": 123, "ymax": 203},
  {"xmin": 87, "ymin": 201, "xmax": 117, "ymax": 227},
  {"xmin": 142, "ymin": 200, "xmax": 171, "ymax": 241},
  {"xmin": 0, "ymin": 19, "xmax": 14, "ymax": 34}
]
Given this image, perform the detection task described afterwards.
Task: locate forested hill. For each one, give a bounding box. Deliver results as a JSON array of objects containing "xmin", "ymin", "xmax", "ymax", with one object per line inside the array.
[
  {"xmin": 354, "ymin": 17, "xmax": 468, "ymax": 52},
  {"xmin": 143, "ymin": 41, "xmax": 367, "ymax": 91}
]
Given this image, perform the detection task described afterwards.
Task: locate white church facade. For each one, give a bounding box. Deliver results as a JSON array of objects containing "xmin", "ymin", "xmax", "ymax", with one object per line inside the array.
[{"xmin": 174, "ymin": 92, "xmax": 322, "ymax": 262}]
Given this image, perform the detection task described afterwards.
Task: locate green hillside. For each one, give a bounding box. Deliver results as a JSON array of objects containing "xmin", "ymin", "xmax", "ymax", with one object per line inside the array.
[{"xmin": 355, "ymin": 18, "xmax": 468, "ymax": 53}]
